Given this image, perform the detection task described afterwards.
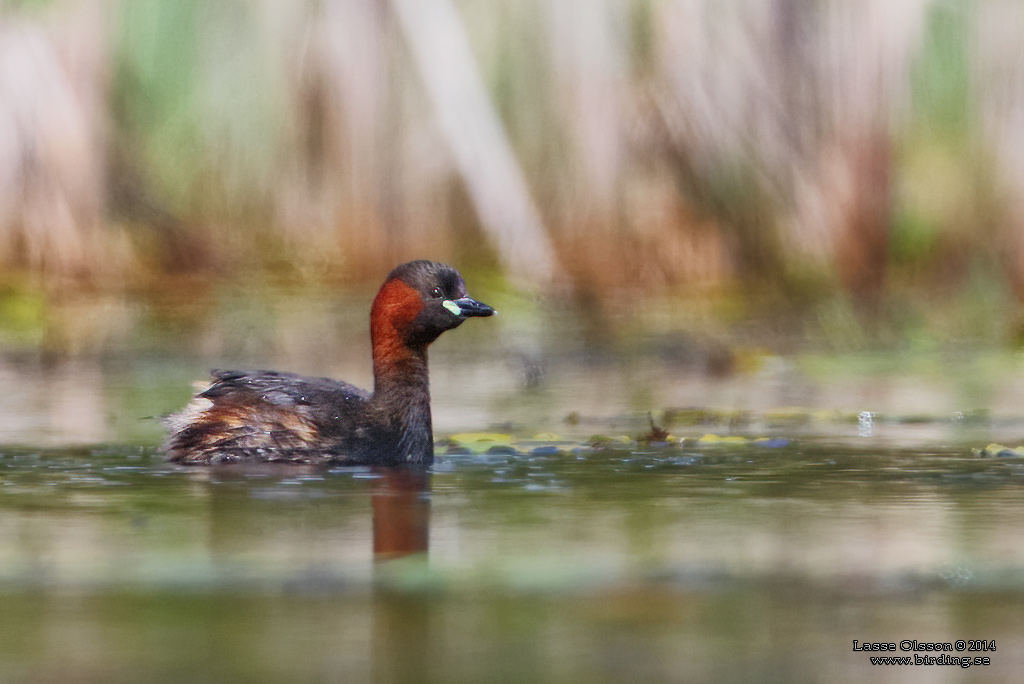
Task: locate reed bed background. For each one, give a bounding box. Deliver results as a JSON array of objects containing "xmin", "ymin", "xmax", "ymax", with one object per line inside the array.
[
  {"xmin": 0, "ymin": 0, "xmax": 1018, "ymax": 316},
  {"xmin": 3, "ymin": 0, "xmax": 1024, "ymax": 446}
]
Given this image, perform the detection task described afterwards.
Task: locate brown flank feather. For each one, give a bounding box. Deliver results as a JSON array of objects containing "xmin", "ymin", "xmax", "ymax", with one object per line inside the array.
[{"xmin": 165, "ymin": 393, "xmax": 321, "ymax": 464}]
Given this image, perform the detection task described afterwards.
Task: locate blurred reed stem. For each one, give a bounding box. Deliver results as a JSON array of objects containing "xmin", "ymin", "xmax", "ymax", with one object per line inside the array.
[{"xmin": 0, "ymin": 0, "xmax": 1018, "ymax": 318}]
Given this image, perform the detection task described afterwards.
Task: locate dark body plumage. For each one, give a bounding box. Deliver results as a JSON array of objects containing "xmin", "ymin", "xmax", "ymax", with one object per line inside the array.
[{"xmin": 164, "ymin": 261, "xmax": 494, "ymax": 466}]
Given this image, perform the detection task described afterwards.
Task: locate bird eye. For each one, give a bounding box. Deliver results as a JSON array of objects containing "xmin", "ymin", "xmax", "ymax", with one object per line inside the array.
[{"xmin": 430, "ymin": 287, "xmax": 443, "ymax": 299}]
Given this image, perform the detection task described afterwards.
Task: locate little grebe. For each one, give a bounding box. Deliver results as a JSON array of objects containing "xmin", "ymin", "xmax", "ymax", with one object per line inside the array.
[{"xmin": 164, "ymin": 260, "xmax": 494, "ymax": 466}]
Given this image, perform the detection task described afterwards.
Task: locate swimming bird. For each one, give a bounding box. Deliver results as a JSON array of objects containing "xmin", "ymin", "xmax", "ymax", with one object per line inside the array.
[{"xmin": 164, "ymin": 260, "xmax": 494, "ymax": 466}]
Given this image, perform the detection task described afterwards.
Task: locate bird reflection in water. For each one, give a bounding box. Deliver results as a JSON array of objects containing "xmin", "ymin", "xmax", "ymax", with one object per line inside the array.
[
  {"xmin": 371, "ymin": 466, "xmax": 431, "ymax": 561},
  {"xmin": 371, "ymin": 466, "xmax": 435, "ymax": 682}
]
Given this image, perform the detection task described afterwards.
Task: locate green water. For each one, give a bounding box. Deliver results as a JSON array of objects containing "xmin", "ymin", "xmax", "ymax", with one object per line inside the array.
[
  {"xmin": 1, "ymin": 440, "xmax": 1022, "ymax": 683},
  {"xmin": 3, "ymin": 285, "xmax": 1024, "ymax": 681}
]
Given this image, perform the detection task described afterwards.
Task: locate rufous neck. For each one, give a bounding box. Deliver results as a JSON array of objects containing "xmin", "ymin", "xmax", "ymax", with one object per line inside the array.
[
  {"xmin": 368, "ymin": 280, "xmax": 434, "ymax": 462},
  {"xmin": 369, "ymin": 278, "xmax": 431, "ymax": 396}
]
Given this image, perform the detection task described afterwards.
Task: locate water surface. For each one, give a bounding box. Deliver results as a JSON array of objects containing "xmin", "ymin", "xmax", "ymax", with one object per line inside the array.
[
  {"xmin": 3, "ymin": 286, "xmax": 1024, "ymax": 681},
  {"xmin": 1, "ymin": 438, "xmax": 1022, "ymax": 683}
]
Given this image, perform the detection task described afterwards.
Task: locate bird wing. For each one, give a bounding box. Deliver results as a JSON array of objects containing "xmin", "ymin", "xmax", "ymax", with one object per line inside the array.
[{"xmin": 164, "ymin": 370, "xmax": 370, "ymax": 464}]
